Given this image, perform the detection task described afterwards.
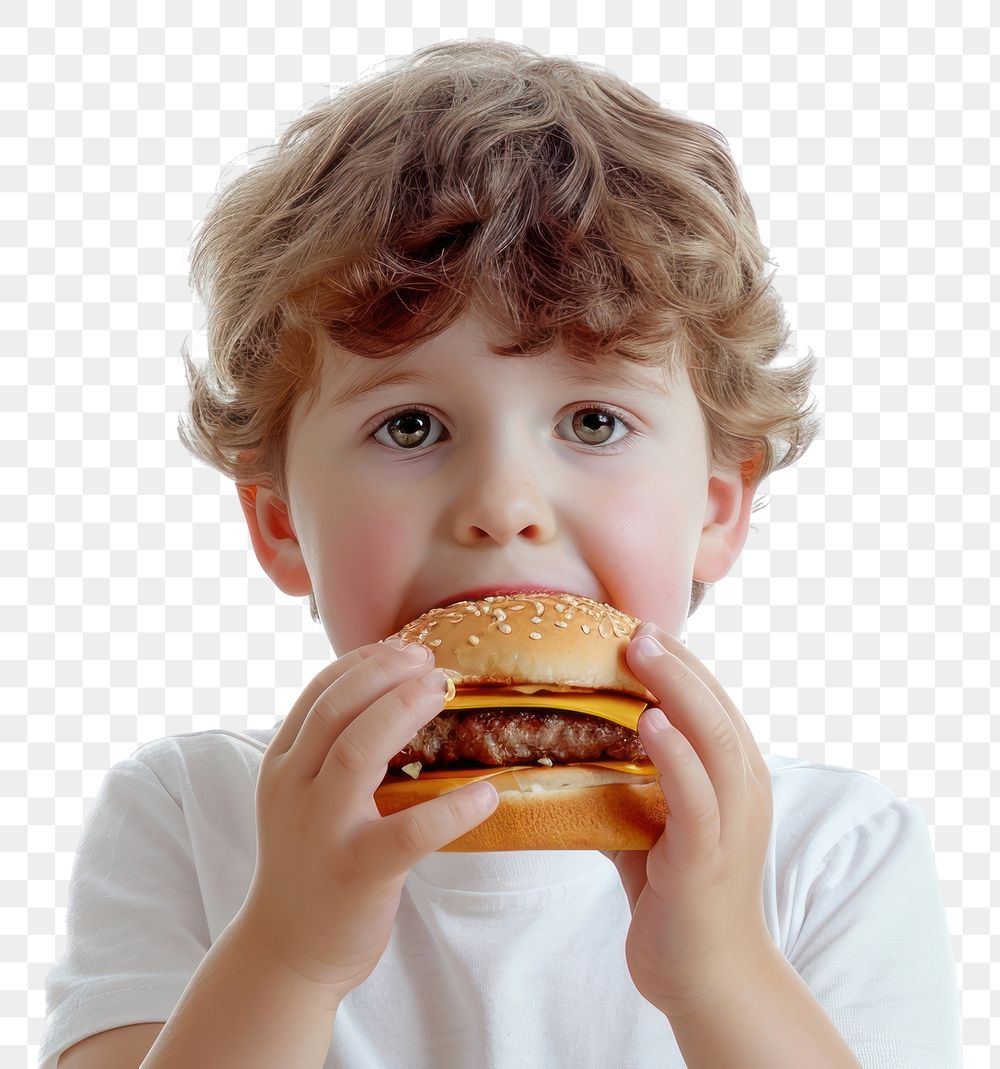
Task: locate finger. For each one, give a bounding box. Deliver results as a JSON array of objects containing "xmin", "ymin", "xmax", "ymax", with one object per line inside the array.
[
  {"xmin": 638, "ymin": 706, "xmax": 720, "ymax": 864},
  {"xmin": 639, "ymin": 629, "xmax": 769, "ymax": 785},
  {"xmin": 351, "ymin": 780, "xmax": 500, "ymax": 882},
  {"xmin": 284, "ymin": 642, "xmax": 435, "ymax": 778},
  {"xmin": 628, "ymin": 640, "xmax": 752, "ymax": 842},
  {"xmin": 266, "ymin": 656, "xmax": 360, "ymax": 758},
  {"xmin": 317, "ymin": 665, "xmax": 453, "ymax": 801},
  {"xmin": 267, "ymin": 640, "xmax": 402, "ymax": 756}
]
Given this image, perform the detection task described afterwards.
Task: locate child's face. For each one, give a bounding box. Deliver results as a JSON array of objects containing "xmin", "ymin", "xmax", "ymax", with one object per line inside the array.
[{"xmin": 242, "ymin": 310, "xmax": 752, "ymax": 654}]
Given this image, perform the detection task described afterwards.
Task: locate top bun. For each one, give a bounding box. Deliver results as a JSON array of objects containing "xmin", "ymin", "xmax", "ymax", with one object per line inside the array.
[{"xmin": 386, "ymin": 592, "xmax": 656, "ymax": 702}]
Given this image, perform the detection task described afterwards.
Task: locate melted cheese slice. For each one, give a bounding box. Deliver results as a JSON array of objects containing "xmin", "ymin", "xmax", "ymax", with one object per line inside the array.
[
  {"xmin": 447, "ymin": 685, "xmax": 649, "ymax": 732},
  {"xmin": 387, "ymin": 759, "xmax": 658, "ymax": 785}
]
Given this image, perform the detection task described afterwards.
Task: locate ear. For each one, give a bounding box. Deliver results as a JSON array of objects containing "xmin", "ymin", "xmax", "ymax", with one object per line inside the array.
[
  {"xmin": 692, "ymin": 458, "xmax": 757, "ymax": 584},
  {"xmin": 236, "ymin": 484, "xmax": 313, "ymax": 597}
]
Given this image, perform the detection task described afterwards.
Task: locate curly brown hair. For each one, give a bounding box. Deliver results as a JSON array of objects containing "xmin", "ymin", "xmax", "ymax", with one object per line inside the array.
[{"xmin": 177, "ymin": 39, "xmax": 820, "ymax": 623}]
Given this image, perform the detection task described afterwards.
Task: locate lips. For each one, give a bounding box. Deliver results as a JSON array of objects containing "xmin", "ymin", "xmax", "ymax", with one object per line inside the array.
[{"xmin": 429, "ymin": 586, "xmax": 587, "ymax": 613}]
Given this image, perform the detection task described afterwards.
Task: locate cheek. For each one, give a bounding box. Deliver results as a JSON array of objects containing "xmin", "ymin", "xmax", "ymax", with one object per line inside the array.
[
  {"xmin": 345, "ymin": 504, "xmax": 413, "ymax": 573},
  {"xmin": 590, "ymin": 476, "xmax": 702, "ymax": 636},
  {"xmin": 314, "ymin": 500, "xmax": 422, "ymax": 648}
]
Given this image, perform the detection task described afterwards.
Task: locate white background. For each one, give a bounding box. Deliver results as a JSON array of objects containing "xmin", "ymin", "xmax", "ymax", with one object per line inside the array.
[{"xmin": 3, "ymin": 2, "xmax": 995, "ymax": 1065}]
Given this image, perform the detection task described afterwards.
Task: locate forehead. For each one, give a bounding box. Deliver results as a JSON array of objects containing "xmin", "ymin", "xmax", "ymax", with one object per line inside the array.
[{"xmin": 312, "ymin": 314, "xmax": 685, "ymax": 414}]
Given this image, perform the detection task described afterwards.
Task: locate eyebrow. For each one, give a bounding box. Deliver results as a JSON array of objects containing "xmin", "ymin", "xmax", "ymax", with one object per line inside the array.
[{"xmin": 323, "ymin": 360, "xmax": 671, "ymax": 412}]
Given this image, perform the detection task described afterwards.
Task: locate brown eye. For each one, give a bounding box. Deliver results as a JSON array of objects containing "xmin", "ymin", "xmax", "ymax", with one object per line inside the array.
[
  {"xmin": 569, "ymin": 408, "xmax": 616, "ymax": 445},
  {"xmin": 373, "ymin": 409, "xmax": 445, "ymax": 450},
  {"xmin": 370, "ymin": 403, "xmax": 635, "ymax": 452},
  {"xmin": 557, "ymin": 405, "xmax": 631, "ymax": 448}
]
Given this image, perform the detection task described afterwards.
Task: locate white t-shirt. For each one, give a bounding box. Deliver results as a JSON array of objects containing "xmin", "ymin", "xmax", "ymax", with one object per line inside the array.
[{"xmin": 39, "ymin": 728, "xmax": 961, "ymax": 1068}]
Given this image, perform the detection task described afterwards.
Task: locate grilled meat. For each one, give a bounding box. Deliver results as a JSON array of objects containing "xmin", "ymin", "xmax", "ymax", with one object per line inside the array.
[{"xmin": 388, "ymin": 708, "xmax": 648, "ymax": 770}]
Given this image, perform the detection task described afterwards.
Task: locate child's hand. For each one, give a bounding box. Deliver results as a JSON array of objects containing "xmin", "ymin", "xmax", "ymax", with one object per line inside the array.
[
  {"xmin": 601, "ymin": 623, "xmax": 776, "ymax": 1019},
  {"xmin": 239, "ymin": 640, "xmax": 499, "ymax": 1009}
]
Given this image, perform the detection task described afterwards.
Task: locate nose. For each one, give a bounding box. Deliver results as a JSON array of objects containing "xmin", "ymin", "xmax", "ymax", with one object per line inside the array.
[{"xmin": 447, "ymin": 439, "xmax": 558, "ymax": 547}]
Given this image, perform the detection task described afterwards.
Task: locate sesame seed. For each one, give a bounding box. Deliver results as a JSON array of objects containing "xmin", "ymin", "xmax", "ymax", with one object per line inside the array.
[
  {"xmin": 554, "ymin": 620, "xmax": 567, "ymax": 628},
  {"xmin": 529, "ymin": 631, "xmax": 541, "ymax": 640},
  {"xmin": 467, "ymin": 635, "xmax": 480, "ymax": 645},
  {"xmin": 499, "ymin": 623, "xmax": 512, "ymax": 634},
  {"xmin": 531, "ymin": 615, "xmax": 542, "ymax": 623},
  {"xmin": 581, "ymin": 624, "xmax": 591, "ymax": 634}
]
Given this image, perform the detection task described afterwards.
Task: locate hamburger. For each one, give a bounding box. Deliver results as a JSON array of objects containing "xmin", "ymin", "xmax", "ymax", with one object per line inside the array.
[{"xmin": 374, "ymin": 592, "xmax": 667, "ymax": 851}]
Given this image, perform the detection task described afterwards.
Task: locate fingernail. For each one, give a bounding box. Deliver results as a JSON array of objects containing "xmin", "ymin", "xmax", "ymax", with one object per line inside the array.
[
  {"xmin": 643, "ymin": 707, "xmax": 670, "ymax": 732},
  {"xmin": 633, "ymin": 635, "xmax": 667, "ymax": 659},
  {"xmin": 401, "ymin": 641, "xmax": 432, "ymax": 663},
  {"xmin": 633, "ymin": 622, "xmax": 658, "ymax": 641},
  {"xmin": 421, "ymin": 668, "xmax": 447, "ymax": 694},
  {"xmin": 468, "ymin": 781, "xmax": 499, "ymax": 808}
]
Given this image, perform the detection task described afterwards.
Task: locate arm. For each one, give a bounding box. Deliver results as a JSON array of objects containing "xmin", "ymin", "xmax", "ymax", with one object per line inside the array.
[
  {"xmin": 662, "ymin": 945, "xmax": 860, "ymax": 1069},
  {"xmin": 611, "ymin": 632, "xmax": 860, "ymax": 1068},
  {"xmin": 140, "ymin": 912, "xmax": 338, "ymax": 1069}
]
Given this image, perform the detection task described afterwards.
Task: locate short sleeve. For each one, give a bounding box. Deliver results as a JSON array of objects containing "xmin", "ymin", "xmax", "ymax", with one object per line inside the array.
[
  {"xmin": 786, "ymin": 798, "xmax": 962, "ymax": 1069},
  {"xmin": 38, "ymin": 755, "xmax": 211, "ymax": 1069}
]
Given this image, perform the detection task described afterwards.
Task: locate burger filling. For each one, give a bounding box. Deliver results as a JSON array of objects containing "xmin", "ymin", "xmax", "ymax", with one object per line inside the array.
[{"xmin": 388, "ymin": 709, "xmax": 649, "ymax": 771}]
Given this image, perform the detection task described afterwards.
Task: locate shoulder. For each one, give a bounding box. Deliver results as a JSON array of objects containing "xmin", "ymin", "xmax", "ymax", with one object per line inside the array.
[
  {"xmin": 764, "ymin": 752, "xmax": 927, "ymax": 872},
  {"xmin": 102, "ymin": 727, "xmax": 277, "ymax": 813},
  {"xmin": 84, "ymin": 729, "xmax": 278, "ymax": 896},
  {"xmin": 762, "ymin": 754, "xmax": 941, "ymax": 956},
  {"xmin": 129, "ymin": 726, "xmax": 274, "ymax": 774}
]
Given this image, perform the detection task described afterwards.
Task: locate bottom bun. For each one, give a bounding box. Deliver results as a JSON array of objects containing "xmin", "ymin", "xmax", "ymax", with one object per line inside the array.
[{"xmin": 374, "ymin": 763, "xmax": 668, "ymax": 851}]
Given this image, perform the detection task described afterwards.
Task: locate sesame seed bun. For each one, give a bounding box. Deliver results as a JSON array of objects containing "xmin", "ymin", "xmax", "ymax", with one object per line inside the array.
[{"xmin": 374, "ymin": 593, "xmax": 668, "ymax": 851}]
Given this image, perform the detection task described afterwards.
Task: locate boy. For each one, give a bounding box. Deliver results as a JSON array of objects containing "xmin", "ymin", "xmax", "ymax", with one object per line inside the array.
[{"xmin": 41, "ymin": 39, "xmax": 960, "ymax": 1068}]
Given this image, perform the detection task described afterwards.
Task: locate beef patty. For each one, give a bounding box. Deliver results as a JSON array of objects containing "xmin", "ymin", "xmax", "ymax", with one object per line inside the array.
[{"xmin": 388, "ymin": 708, "xmax": 649, "ymax": 770}]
